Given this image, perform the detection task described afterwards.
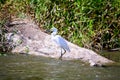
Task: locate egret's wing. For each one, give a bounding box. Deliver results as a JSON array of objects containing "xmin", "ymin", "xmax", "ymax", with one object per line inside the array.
[{"xmin": 57, "ymin": 35, "xmax": 70, "ymax": 52}]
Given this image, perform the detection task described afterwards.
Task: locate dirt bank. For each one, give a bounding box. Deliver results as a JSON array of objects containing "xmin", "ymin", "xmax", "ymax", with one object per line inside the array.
[{"xmin": 5, "ymin": 18, "xmax": 114, "ymax": 66}]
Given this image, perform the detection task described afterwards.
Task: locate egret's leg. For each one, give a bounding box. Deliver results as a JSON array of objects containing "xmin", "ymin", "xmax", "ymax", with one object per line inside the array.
[
  {"xmin": 59, "ymin": 48, "xmax": 63, "ymax": 59},
  {"xmin": 59, "ymin": 48, "xmax": 66, "ymax": 60},
  {"xmin": 62, "ymin": 48, "xmax": 66, "ymax": 55}
]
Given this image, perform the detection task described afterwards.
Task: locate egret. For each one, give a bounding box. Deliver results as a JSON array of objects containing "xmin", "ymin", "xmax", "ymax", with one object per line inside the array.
[{"xmin": 51, "ymin": 27, "xmax": 70, "ymax": 59}]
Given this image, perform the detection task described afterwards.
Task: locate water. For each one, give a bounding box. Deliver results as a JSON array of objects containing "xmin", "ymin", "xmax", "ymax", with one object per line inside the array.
[
  {"xmin": 100, "ymin": 51, "xmax": 120, "ymax": 62},
  {"xmin": 0, "ymin": 54, "xmax": 120, "ymax": 80}
]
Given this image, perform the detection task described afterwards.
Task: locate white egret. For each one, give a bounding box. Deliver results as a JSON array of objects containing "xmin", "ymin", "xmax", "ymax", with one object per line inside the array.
[{"xmin": 51, "ymin": 27, "xmax": 70, "ymax": 59}]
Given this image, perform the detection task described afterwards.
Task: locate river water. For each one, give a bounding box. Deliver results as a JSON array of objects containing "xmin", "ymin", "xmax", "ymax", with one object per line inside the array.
[{"xmin": 0, "ymin": 53, "xmax": 120, "ymax": 80}]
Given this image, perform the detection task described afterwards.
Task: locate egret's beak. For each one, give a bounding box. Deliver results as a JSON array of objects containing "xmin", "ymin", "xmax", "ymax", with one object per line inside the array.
[{"xmin": 44, "ymin": 29, "xmax": 52, "ymax": 34}]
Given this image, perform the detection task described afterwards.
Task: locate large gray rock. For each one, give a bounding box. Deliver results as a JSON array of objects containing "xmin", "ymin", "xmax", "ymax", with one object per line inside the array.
[{"xmin": 6, "ymin": 18, "xmax": 114, "ymax": 66}]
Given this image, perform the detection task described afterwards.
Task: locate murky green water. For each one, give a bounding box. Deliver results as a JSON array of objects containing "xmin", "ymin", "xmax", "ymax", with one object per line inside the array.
[
  {"xmin": 100, "ymin": 51, "xmax": 120, "ymax": 62},
  {"xmin": 0, "ymin": 54, "xmax": 120, "ymax": 80}
]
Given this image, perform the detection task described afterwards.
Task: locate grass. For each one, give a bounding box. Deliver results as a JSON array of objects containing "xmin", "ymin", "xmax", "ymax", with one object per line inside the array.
[{"xmin": 0, "ymin": 0, "xmax": 120, "ymax": 52}]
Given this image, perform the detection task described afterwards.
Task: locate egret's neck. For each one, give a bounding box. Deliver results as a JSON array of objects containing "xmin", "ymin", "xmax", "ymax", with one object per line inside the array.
[
  {"xmin": 51, "ymin": 31, "xmax": 57, "ymax": 36},
  {"xmin": 51, "ymin": 27, "xmax": 58, "ymax": 37}
]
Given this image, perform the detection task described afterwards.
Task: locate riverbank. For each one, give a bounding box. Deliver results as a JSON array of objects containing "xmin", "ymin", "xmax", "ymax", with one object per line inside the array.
[{"xmin": 2, "ymin": 18, "xmax": 114, "ymax": 67}]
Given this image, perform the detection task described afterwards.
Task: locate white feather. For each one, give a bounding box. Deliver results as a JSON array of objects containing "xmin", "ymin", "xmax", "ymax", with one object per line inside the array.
[{"xmin": 51, "ymin": 27, "xmax": 70, "ymax": 52}]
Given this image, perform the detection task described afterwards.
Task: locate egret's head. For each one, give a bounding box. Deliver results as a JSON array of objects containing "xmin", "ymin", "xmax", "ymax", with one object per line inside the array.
[
  {"xmin": 50, "ymin": 27, "xmax": 58, "ymax": 36},
  {"xmin": 51, "ymin": 27, "xmax": 58, "ymax": 33},
  {"xmin": 51, "ymin": 27, "xmax": 58, "ymax": 35},
  {"xmin": 44, "ymin": 27, "xmax": 57, "ymax": 34}
]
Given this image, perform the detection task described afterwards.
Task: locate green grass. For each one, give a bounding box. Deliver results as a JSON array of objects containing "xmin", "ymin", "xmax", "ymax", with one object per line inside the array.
[{"xmin": 0, "ymin": 0, "xmax": 120, "ymax": 52}]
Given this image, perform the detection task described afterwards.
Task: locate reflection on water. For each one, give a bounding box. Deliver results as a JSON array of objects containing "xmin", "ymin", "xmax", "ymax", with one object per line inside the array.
[{"xmin": 0, "ymin": 54, "xmax": 120, "ymax": 80}]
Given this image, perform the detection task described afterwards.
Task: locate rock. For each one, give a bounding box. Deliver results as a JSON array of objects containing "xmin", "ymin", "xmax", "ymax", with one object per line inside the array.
[
  {"xmin": 109, "ymin": 48, "xmax": 120, "ymax": 51},
  {"xmin": 89, "ymin": 59, "xmax": 103, "ymax": 67},
  {"xmin": 5, "ymin": 33, "xmax": 22, "ymax": 48},
  {"xmin": 6, "ymin": 18, "xmax": 114, "ymax": 66}
]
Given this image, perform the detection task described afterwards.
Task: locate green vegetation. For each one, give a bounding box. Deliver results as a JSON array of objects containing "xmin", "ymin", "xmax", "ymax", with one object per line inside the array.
[{"xmin": 0, "ymin": 0, "xmax": 120, "ymax": 52}]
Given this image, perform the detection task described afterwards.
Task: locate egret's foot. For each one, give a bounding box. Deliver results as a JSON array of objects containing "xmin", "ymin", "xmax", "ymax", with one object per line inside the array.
[{"xmin": 59, "ymin": 56, "xmax": 62, "ymax": 60}]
